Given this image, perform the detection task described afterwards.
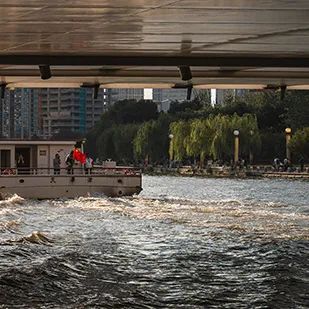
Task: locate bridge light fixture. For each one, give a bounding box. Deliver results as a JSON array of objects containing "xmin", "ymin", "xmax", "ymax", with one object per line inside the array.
[
  {"xmin": 280, "ymin": 85, "xmax": 287, "ymax": 101},
  {"xmin": 81, "ymin": 83, "xmax": 100, "ymax": 99},
  {"xmin": 0, "ymin": 83, "xmax": 7, "ymax": 99},
  {"xmin": 39, "ymin": 65, "xmax": 52, "ymax": 80},
  {"xmin": 178, "ymin": 65, "xmax": 192, "ymax": 81},
  {"xmin": 93, "ymin": 84, "xmax": 100, "ymax": 100}
]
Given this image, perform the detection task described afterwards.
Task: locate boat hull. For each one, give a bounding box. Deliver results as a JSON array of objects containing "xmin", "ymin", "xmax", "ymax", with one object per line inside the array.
[{"xmin": 0, "ymin": 175, "xmax": 142, "ymax": 199}]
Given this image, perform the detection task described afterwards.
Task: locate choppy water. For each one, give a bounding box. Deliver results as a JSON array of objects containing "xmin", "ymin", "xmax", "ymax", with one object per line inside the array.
[{"xmin": 0, "ymin": 176, "xmax": 308, "ymax": 308}]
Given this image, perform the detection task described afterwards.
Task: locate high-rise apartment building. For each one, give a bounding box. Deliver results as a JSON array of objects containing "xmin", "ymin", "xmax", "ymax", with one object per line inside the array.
[
  {"xmin": 0, "ymin": 87, "xmax": 196, "ymax": 139},
  {"xmin": 109, "ymin": 88, "xmax": 189, "ymax": 105},
  {"xmin": 1, "ymin": 88, "xmax": 39, "ymax": 139},
  {"xmin": 108, "ymin": 88, "xmax": 144, "ymax": 104},
  {"xmin": 153, "ymin": 88, "xmax": 188, "ymax": 102},
  {"xmin": 214, "ymin": 89, "xmax": 248, "ymax": 105},
  {"xmin": 0, "ymin": 88, "xmax": 108, "ymax": 139},
  {"xmin": 39, "ymin": 88, "xmax": 108, "ymax": 138}
]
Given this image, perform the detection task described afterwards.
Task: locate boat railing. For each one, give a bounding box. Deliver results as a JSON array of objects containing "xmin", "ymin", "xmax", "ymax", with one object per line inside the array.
[{"xmin": 0, "ymin": 166, "xmax": 141, "ymax": 176}]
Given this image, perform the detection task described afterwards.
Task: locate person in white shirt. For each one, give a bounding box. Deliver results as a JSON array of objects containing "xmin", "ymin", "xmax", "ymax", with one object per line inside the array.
[{"xmin": 85, "ymin": 154, "xmax": 93, "ymax": 174}]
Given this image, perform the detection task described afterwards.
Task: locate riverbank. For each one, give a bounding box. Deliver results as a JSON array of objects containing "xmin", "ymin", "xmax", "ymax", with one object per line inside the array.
[{"xmin": 143, "ymin": 166, "xmax": 309, "ymax": 180}]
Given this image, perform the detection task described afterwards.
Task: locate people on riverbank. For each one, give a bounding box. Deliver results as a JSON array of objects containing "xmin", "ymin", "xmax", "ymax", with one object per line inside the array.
[
  {"xmin": 299, "ymin": 156, "xmax": 305, "ymax": 172},
  {"xmin": 273, "ymin": 158, "xmax": 280, "ymax": 171}
]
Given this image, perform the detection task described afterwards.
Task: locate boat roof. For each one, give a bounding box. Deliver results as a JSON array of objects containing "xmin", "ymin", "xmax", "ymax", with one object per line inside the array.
[{"xmin": 0, "ymin": 139, "xmax": 76, "ymax": 146}]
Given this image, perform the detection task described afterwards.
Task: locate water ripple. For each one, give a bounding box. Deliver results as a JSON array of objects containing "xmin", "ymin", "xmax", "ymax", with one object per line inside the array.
[{"xmin": 0, "ymin": 176, "xmax": 308, "ymax": 307}]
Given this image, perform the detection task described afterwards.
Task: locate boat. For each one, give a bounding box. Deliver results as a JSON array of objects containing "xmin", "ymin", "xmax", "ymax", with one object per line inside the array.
[{"xmin": 0, "ymin": 140, "xmax": 142, "ymax": 199}]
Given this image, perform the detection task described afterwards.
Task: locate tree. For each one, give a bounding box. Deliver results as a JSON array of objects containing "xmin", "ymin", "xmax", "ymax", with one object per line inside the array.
[
  {"xmin": 186, "ymin": 118, "xmax": 215, "ymax": 165},
  {"xmin": 168, "ymin": 99, "xmax": 202, "ymax": 114},
  {"xmin": 150, "ymin": 113, "xmax": 171, "ymax": 162},
  {"xmin": 86, "ymin": 99, "xmax": 158, "ymax": 158},
  {"xmin": 210, "ymin": 114, "xmax": 261, "ymax": 161},
  {"xmin": 113, "ymin": 124, "xmax": 139, "ymax": 163},
  {"xmin": 210, "ymin": 115, "xmax": 232, "ymax": 161},
  {"xmin": 284, "ymin": 91, "xmax": 309, "ymax": 130},
  {"xmin": 193, "ymin": 89, "xmax": 212, "ymax": 107},
  {"xmin": 134, "ymin": 114, "xmax": 172, "ymax": 163},
  {"xmin": 169, "ymin": 121, "xmax": 191, "ymax": 161},
  {"xmin": 289, "ymin": 127, "xmax": 309, "ymax": 160},
  {"xmin": 133, "ymin": 121, "xmax": 156, "ymax": 162},
  {"xmin": 96, "ymin": 127, "xmax": 116, "ymax": 160},
  {"xmin": 85, "ymin": 90, "xmax": 309, "ymax": 165}
]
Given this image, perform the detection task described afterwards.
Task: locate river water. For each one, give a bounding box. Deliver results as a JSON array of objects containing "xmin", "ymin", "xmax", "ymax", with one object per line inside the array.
[{"xmin": 0, "ymin": 176, "xmax": 308, "ymax": 308}]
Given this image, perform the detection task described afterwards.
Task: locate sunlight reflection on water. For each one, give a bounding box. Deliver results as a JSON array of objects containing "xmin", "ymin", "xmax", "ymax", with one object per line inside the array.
[{"xmin": 0, "ymin": 176, "xmax": 308, "ymax": 308}]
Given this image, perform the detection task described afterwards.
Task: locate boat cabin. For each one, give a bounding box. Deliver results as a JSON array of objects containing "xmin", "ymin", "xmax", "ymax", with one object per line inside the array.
[{"xmin": 0, "ymin": 140, "xmax": 77, "ymax": 174}]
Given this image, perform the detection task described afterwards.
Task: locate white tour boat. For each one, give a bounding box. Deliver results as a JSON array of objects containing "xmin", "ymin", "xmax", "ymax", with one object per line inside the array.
[{"xmin": 0, "ymin": 140, "xmax": 142, "ymax": 199}]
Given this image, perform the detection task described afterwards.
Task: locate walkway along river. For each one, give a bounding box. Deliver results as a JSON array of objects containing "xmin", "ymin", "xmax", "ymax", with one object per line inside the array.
[{"xmin": 0, "ymin": 176, "xmax": 308, "ymax": 308}]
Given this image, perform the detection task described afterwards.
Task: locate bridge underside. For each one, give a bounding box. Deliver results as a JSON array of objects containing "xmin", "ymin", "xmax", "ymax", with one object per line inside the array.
[{"xmin": 1, "ymin": 0, "xmax": 309, "ymax": 89}]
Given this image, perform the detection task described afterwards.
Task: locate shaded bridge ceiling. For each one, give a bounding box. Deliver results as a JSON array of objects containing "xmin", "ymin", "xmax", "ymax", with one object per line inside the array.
[{"xmin": 1, "ymin": 0, "xmax": 309, "ymax": 90}]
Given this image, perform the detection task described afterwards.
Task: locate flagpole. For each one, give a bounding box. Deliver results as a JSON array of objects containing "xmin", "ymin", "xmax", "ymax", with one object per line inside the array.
[{"xmin": 81, "ymin": 139, "xmax": 86, "ymax": 174}]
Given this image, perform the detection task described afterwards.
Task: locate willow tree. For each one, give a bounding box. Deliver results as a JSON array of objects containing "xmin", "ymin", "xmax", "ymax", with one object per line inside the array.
[
  {"xmin": 235, "ymin": 114, "xmax": 261, "ymax": 161},
  {"xmin": 289, "ymin": 127, "xmax": 309, "ymax": 159},
  {"xmin": 210, "ymin": 115, "xmax": 232, "ymax": 160},
  {"xmin": 186, "ymin": 118, "xmax": 215, "ymax": 165},
  {"xmin": 210, "ymin": 114, "xmax": 261, "ymax": 161},
  {"xmin": 133, "ymin": 121, "xmax": 156, "ymax": 162},
  {"xmin": 169, "ymin": 120, "xmax": 190, "ymax": 161}
]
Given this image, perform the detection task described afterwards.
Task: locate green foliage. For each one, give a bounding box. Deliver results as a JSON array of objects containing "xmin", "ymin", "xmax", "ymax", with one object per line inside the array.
[
  {"xmin": 133, "ymin": 113, "xmax": 172, "ymax": 162},
  {"xmin": 96, "ymin": 124, "xmax": 139, "ymax": 163},
  {"xmin": 289, "ymin": 127, "xmax": 309, "ymax": 160},
  {"xmin": 169, "ymin": 114, "xmax": 261, "ymax": 162},
  {"xmin": 113, "ymin": 124, "xmax": 139, "ymax": 163},
  {"xmin": 168, "ymin": 99, "xmax": 202, "ymax": 115},
  {"xmin": 193, "ymin": 89, "xmax": 212, "ymax": 107},
  {"xmin": 208, "ymin": 114, "xmax": 261, "ymax": 161},
  {"xmin": 133, "ymin": 121, "xmax": 155, "ymax": 160},
  {"xmin": 284, "ymin": 91, "xmax": 309, "ymax": 130},
  {"xmin": 86, "ymin": 99, "xmax": 158, "ymax": 159},
  {"xmin": 259, "ymin": 131, "xmax": 285, "ymax": 163},
  {"xmin": 86, "ymin": 91, "xmax": 309, "ymax": 164},
  {"xmin": 94, "ymin": 99, "xmax": 158, "ymax": 132},
  {"xmin": 96, "ymin": 127, "xmax": 115, "ymax": 160},
  {"xmin": 169, "ymin": 120, "xmax": 191, "ymax": 161},
  {"xmin": 186, "ymin": 118, "xmax": 215, "ymax": 162}
]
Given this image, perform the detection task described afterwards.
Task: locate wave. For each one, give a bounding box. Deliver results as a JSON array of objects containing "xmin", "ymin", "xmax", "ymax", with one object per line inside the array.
[
  {"xmin": 0, "ymin": 194, "xmax": 25, "ymax": 207},
  {"xmin": 0, "ymin": 219, "xmax": 21, "ymax": 232},
  {"xmin": 50, "ymin": 195, "xmax": 309, "ymax": 241},
  {"xmin": 7, "ymin": 231, "xmax": 53, "ymax": 246}
]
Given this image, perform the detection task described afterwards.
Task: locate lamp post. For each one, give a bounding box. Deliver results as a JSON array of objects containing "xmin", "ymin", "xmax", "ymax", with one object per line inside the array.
[
  {"xmin": 249, "ymin": 130, "xmax": 254, "ymax": 165},
  {"xmin": 233, "ymin": 130, "xmax": 240, "ymax": 164},
  {"xmin": 169, "ymin": 134, "xmax": 174, "ymax": 168},
  {"xmin": 81, "ymin": 138, "xmax": 86, "ymax": 153},
  {"xmin": 285, "ymin": 127, "xmax": 292, "ymax": 161}
]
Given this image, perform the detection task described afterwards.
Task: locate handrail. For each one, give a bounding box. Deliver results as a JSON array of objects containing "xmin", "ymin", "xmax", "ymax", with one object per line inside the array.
[{"xmin": 0, "ymin": 166, "xmax": 141, "ymax": 176}]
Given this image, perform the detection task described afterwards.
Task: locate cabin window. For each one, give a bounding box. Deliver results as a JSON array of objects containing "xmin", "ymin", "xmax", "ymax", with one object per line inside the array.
[{"xmin": 0, "ymin": 150, "xmax": 11, "ymax": 168}]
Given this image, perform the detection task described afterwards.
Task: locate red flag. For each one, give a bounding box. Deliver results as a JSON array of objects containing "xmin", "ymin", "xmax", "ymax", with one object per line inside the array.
[{"xmin": 73, "ymin": 148, "xmax": 86, "ymax": 164}]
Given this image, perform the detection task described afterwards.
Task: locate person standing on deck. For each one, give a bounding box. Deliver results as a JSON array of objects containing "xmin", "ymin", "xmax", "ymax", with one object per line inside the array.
[
  {"xmin": 85, "ymin": 154, "xmax": 93, "ymax": 174},
  {"xmin": 65, "ymin": 151, "xmax": 74, "ymax": 174},
  {"xmin": 53, "ymin": 153, "xmax": 61, "ymax": 175}
]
